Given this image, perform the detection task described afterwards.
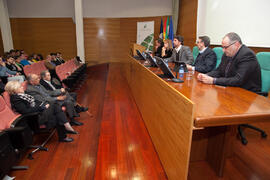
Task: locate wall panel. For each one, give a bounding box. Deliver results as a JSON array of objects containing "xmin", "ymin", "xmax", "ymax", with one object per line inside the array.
[
  {"xmin": 84, "ymin": 16, "xmax": 166, "ymax": 64},
  {"xmin": 10, "ymin": 18, "xmax": 77, "ymax": 60},
  {"xmin": 177, "ymin": 0, "xmax": 198, "ymax": 49}
]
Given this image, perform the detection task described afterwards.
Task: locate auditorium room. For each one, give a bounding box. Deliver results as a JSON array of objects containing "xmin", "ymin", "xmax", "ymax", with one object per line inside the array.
[{"xmin": 1, "ymin": 0, "xmax": 270, "ymax": 179}]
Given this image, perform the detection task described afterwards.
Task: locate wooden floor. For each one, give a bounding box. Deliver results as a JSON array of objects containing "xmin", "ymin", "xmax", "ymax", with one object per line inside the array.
[{"xmin": 10, "ymin": 63, "xmax": 270, "ymax": 180}]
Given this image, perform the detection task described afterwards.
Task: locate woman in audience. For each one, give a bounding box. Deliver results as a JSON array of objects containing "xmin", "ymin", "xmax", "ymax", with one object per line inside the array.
[
  {"xmin": 30, "ymin": 53, "xmax": 39, "ymax": 62},
  {"xmin": 161, "ymin": 39, "xmax": 173, "ymax": 58},
  {"xmin": 5, "ymin": 81, "xmax": 78, "ymax": 142}
]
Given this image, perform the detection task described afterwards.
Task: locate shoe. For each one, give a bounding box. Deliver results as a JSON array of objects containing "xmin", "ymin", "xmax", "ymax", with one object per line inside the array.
[
  {"xmin": 65, "ymin": 129, "xmax": 79, "ymax": 134},
  {"xmin": 70, "ymin": 120, "xmax": 84, "ymax": 126},
  {"xmin": 80, "ymin": 107, "xmax": 89, "ymax": 112},
  {"xmin": 59, "ymin": 137, "xmax": 74, "ymax": 142},
  {"xmin": 75, "ymin": 105, "xmax": 88, "ymax": 113},
  {"xmin": 74, "ymin": 113, "xmax": 80, "ymax": 117}
]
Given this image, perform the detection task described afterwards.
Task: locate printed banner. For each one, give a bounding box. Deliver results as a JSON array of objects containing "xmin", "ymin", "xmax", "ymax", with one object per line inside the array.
[{"xmin": 137, "ymin": 21, "xmax": 154, "ymax": 51}]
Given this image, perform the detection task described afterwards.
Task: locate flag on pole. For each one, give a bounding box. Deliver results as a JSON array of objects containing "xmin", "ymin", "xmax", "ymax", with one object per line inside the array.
[
  {"xmin": 159, "ymin": 18, "xmax": 163, "ymax": 39},
  {"xmin": 168, "ymin": 16, "xmax": 174, "ymax": 41},
  {"xmin": 165, "ymin": 16, "xmax": 170, "ymax": 39},
  {"xmin": 163, "ymin": 17, "xmax": 167, "ymax": 40}
]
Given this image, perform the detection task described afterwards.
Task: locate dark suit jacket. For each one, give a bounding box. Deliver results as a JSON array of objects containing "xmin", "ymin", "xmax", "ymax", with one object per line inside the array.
[
  {"xmin": 207, "ymin": 45, "xmax": 261, "ymax": 93},
  {"xmin": 168, "ymin": 45, "xmax": 194, "ymax": 65},
  {"xmin": 40, "ymin": 79, "xmax": 77, "ymax": 102},
  {"xmin": 194, "ymin": 47, "xmax": 217, "ymax": 73},
  {"xmin": 40, "ymin": 79, "xmax": 56, "ymax": 91},
  {"xmin": 26, "ymin": 84, "xmax": 62, "ymax": 104}
]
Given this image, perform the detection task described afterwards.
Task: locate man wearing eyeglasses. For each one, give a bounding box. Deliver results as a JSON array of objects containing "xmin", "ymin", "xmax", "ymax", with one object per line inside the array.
[
  {"xmin": 186, "ymin": 36, "xmax": 217, "ymax": 73},
  {"xmin": 197, "ymin": 32, "xmax": 261, "ymax": 93}
]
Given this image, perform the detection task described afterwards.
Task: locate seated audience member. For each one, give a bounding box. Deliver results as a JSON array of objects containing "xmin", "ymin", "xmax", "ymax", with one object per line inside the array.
[
  {"xmin": 28, "ymin": 53, "xmax": 39, "ymax": 63},
  {"xmin": 56, "ymin": 52, "xmax": 65, "ymax": 64},
  {"xmin": 187, "ymin": 36, "xmax": 217, "ymax": 73},
  {"xmin": 17, "ymin": 53, "xmax": 31, "ymax": 66},
  {"xmin": 44, "ymin": 54, "xmax": 62, "ymax": 84},
  {"xmin": 44, "ymin": 55, "xmax": 56, "ymax": 70},
  {"xmin": 154, "ymin": 38, "xmax": 164, "ymax": 57},
  {"xmin": 5, "ymin": 81, "xmax": 77, "ymax": 142},
  {"xmin": 39, "ymin": 70, "xmax": 88, "ymax": 113},
  {"xmin": 5, "ymin": 55, "xmax": 25, "ymax": 75},
  {"xmin": 161, "ymin": 39, "xmax": 173, "ymax": 58},
  {"xmin": 9, "ymin": 49, "xmax": 16, "ymax": 57},
  {"xmin": 0, "ymin": 57, "xmax": 25, "ymax": 83},
  {"xmin": 198, "ymin": 32, "xmax": 261, "ymax": 93},
  {"xmin": 15, "ymin": 50, "xmax": 21, "ymax": 57},
  {"xmin": 37, "ymin": 54, "xmax": 44, "ymax": 61},
  {"xmin": 50, "ymin": 53, "xmax": 62, "ymax": 66},
  {"xmin": 26, "ymin": 74, "xmax": 83, "ymax": 126}
]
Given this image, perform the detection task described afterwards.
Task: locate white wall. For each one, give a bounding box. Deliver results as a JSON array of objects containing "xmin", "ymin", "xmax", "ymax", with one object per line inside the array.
[
  {"xmin": 7, "ymin": 0, "xmax": 74, "ymax": 17},
  {"xmin": 83, "ymin": 0, "xmax": 172, "ymax": 17},
  {"xmin": 7, "ymin": 0, "xmax": 172, "ymax": 18}
]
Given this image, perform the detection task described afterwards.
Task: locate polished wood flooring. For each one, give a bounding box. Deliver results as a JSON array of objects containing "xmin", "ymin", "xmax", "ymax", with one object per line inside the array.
[{"xmin": 10, "ymin": 63, "xmax": 270, "ymax": 179}]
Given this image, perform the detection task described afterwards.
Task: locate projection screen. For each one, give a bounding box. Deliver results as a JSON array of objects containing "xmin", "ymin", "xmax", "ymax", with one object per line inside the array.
[{"xmin": 197, "ymin": 0, "xmax": 270, "ymax": 47}]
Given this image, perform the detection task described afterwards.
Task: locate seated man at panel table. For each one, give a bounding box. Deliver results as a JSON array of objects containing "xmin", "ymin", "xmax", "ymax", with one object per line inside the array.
[
  {"xmin": 26, "ymin": 74, "xmax": 84, "ymax": 126},
  {"xmin": 197, "ymin": 32, "xmax": 261, "ymax": 93},
  {"xmin": 39, "ymin": 70, "xmax": 88, "ymax": 114},
  {"xmin": 186, "ymin": 36, "xmax": 217, "ymax": 73},
  {"xmin": 166, "ymin": 35, "xmax": 194, "ymax": 65}
]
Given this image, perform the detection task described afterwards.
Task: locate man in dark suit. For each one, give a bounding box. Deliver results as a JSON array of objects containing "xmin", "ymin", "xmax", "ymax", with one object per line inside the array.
[
  {"xmin": 187, "ymin": 36, "xmax": 217, "ymax": 73},
  {"xmin": 39, "ymin": 70, "xmax": 88, "ymax": 114},
  {"xmin": 26, "ymin": 74, "xmax": 84, "ymax": 126},
  {"xmin": 167, "ymin": 35, "xmax": 194, "ymax": 65},
  {"xmin": 198, "ymin": 32, "xmax": 261, "ymax": 93}
]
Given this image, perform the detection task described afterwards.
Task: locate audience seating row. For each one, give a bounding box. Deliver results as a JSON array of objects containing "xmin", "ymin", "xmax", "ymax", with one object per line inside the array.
[
  {"xmin": 56, "ymin": 59, "xmax": 87, "ymax": 90},
  {"xmin": 0, "ymin": 96, "xmax": 32, "ymax": 178},
  {"xmin": 23, "ymin": 60, "xmax": 47, "ymax": 77},
  {"xmin": 0, "ymin": 58, "xmax": 87, "ymax": 177}
]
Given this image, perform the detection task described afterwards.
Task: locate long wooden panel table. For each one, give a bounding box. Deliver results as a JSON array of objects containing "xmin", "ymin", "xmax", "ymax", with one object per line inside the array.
[
  {"xmin": 123, "ymin": 57, "xmax": 270, "ymax": 178},
  {"xmin": 149, "ymin": 66, "xmax": 270, "ymax": 128},
  {"xmin": 146, "ymin": 61, "xmax": 270, "ymax": 176}
]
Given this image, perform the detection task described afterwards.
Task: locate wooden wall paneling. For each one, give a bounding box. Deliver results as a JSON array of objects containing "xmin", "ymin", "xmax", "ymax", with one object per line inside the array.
[
  {"xmin": 177, "ymin": 0, "xmax": 198, "ymax": 49},
  {"xmin": 84, "ymin": 18, "xmax": 121, "ymax": 65},
  {"xmin": 84, "ymin": 16, "xmax": 169, "ymax": 65},
  {"xmin": 121, "ymin": 57, "xmax": 194, "ymax": 180},
  {"xmin": 10, "ymin": 18, "xmax": 77, "ymax": 60}
]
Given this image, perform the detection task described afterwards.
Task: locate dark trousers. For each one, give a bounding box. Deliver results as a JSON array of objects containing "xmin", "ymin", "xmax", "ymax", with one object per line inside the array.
[{"xmin": 55, "ymin": 125, "xmax": 66, "ymax": 140}]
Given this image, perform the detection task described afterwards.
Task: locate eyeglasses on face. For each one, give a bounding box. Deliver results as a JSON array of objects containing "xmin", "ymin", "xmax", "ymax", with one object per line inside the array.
[{"xmin": 222, "ymin": 41, "xmax": 236, "ymax": 49}]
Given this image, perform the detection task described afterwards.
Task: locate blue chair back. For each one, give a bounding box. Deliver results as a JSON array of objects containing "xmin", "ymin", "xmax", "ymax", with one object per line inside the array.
[
  {"xmin": 256, "ymin": 52, "xmax": 270, "ymax": 93},
  {"xmin": 213, "ymin": 47, "xmax": 223, "ymax": 69}
]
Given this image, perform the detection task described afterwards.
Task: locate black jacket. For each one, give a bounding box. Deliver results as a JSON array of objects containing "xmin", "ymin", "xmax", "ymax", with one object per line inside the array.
[
  {"xmin": 10, "ymin": 94, "xmax": 44, "ymax": 115},
  {"xmin": 40, "ymin": 79, "xmax": 55, "ymax": 91},
  {"xmin": 207, "ymin": 45, "xmax": 261, "ymax": 93},
  {"xmin": 194, "ymin": 47, "xmax": 217, "ymax": 73}
]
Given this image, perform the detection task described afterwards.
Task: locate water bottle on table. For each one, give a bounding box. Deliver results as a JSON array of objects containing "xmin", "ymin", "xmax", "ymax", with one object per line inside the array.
[{"xmin": 179, "ymin": 64, "xmax": 184, "ymax": 79}]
